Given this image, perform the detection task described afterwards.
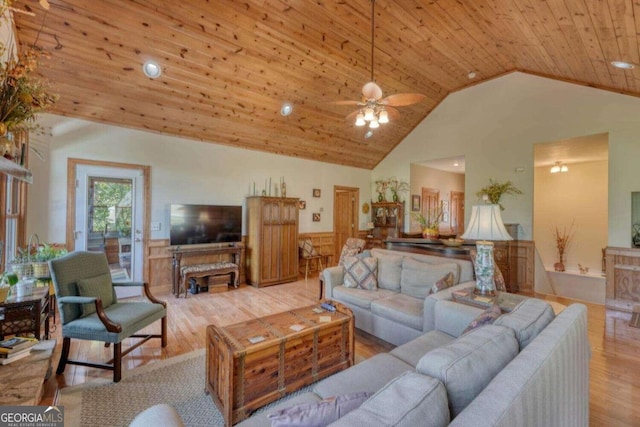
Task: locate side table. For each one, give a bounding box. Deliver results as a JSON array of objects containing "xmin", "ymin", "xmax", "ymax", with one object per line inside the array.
[
  {"xmin": 0, "ymin": 287, "xmax": 50, "ymax": 340},
  {"xmin": 451, "ymin": 287, "xmax": 526, "ymax": 312}
]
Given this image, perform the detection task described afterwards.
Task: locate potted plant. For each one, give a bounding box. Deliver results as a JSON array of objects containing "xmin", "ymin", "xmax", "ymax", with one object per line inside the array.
[
  {"xmin": 476, "ymin": 179, "xmax": 522, "ymax": 210},
  {"xmin": 387, "ymin": 177, "xmax": 409, "ymax": 202},
  {"xmin": 32, "ymin": 243, "xmax": 68, "ymax": 278},
  {"xmin": 412, "ymin": 207, "xmax": 443, "ymax": 239}
]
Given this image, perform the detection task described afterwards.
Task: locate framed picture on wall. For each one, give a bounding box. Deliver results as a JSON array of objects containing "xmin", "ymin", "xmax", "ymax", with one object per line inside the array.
[
  {"xmin": 313, "ymin": 189, "xmax": 321, "ymax": 198},
  {"xmin": 411, "ymin": 195, "xmax": 421, "ymax": 212},
  {"xmin": 299, "ymin": 200, "xmax": 306, "ymax": 210},
  {"xmin": 312, "ymin": 213, "xmax": 321, "ymax": 222}
]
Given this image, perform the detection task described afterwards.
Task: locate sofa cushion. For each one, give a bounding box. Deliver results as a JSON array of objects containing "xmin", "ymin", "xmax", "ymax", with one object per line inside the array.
[
  {"xmin": 328, "ymin": 372, "xmax": 450, "ymax": 427},
  {"xmin": 343, "ymin": 257, "xmax": 378, "ymax": 290},
  {"xmin": 267, "ymin": 392, "xmax": 372, "ymax": 427},
  {"xmin": 494, "ymin": 298, "xmax": 555, "ymax": 349},
  {"xmin": 390, "ymin": 330, "xmax": 456, "ymax": 367},
  {"xmin": 313, "ymin": 353, "xmax": 413, "ymax": 398},
  {"xmin": 332, "ymin": 286, "xmax": 396, "ymax": 309},
  {"xmin": 370, "ymin": 293, "xmax": 424, "ymax": 330},
  {"xmin": 376, "ymin": 253, "xmax": 403, "ymax": 291},
  {"xmin": 416, "ymin": 324, "xmax": 519, "ymax": 417},
  {"xmin": 462, "ymin": 303, "xmax": 503, "ymax": 334},
  {"xmin": 77, "ymin": 273, "xmax": 115, "ymax": 317},
  {"xmin": 400, "ymin": 258, "xmax": 460, "ymax": 299}
]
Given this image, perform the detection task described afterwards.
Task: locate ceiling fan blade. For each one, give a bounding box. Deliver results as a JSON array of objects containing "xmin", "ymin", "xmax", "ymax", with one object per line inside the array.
[
  {"xmin": 382, "ymin": 93, "xmax": 426, "ymax": 107},
  {"xmin": 362, "ymin": 81, "xmax": 383, "ymax": 100},
  {"xmin": 40, "ymin": 0, "xmax": 51, "ymax": 10},
  {"xmin": 332, "ymin": 100, "xmax": 363, "ymax": 106},
  {"xmin": 345, "ymin": 110, "xmax": 360, "ymax": 122},
  {"xmin": 386, "ymin": 106, "xmax": 401, "ymax": 120}
]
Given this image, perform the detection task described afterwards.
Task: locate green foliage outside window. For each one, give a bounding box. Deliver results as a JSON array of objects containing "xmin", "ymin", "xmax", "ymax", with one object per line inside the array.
[{"xmin": 89, "ymin": 180, "xmax": 132, "ymax": 236}]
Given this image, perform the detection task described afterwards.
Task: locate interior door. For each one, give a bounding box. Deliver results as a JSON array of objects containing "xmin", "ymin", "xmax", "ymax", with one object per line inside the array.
[
  {"xmin": 334, "ymin": 187, "xmax": 359, "ymax": 260},
  {"xmin": 75, "ymin": 164, "xmax": 144, "ymax": 298},
  {"xmin": 421, "ymin": 187, "xmax": 440, "ymax": 218},
  {"xmin": 450, "ymin": 191, "xmax": 465, "ymax": 235}
]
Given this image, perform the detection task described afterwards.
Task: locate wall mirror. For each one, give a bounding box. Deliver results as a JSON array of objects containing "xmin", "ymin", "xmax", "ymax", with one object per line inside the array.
[{"xmin": 410, "ymin": 155, "xmax": 465, "ymax": 237}]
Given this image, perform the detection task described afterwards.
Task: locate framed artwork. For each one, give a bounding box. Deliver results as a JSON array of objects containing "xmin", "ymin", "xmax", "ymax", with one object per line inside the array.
[
  {"xmin": 298, "ymin": 200, "xmax": 306, "ymax": 210},
  {"xmin": 411, "ymin": 195, "xmax": 421, "ymax": 212},
  {"xmin": 313, "ymin": 188, "xmax": 321, "ymax": 198},
  {"xmin": 312, "ymin": 213, "xmax": 321, "ymax": 222}
]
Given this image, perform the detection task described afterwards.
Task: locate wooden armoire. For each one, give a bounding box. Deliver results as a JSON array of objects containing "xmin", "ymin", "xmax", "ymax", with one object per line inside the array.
[{"xmin": 246, "ymin": 196, "xmax": 299, "ymax": 287}]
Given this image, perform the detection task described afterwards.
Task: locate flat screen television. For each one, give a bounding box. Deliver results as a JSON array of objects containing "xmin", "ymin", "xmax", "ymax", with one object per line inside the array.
[{"xmin": 170, "ymin": 204, "xmax": 242, "ymax": 246}]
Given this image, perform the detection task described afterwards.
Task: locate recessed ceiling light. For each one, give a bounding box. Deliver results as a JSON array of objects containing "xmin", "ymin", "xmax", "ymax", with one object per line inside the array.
[
  {"xmin": 467, "ymin": 71, "xmax": 477, "ymax": 79},
  {"xmin": 280, "ymin": 102, "xmax": 293, "ymax": 116},
  {"xmin": 142, "ymin": 60, "xmax": 162, "ymax": 78},
  {"xmin": 453, "ymin": 162, "xmax": 459, "ymax": 167},
  {"xmin": 611, "ymin": 61, "xmax": 635, "ymax": 70}
]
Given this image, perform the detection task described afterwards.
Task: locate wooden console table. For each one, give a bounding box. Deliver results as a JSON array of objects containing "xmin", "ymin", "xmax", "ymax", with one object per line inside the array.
[{"xmin": 168, "ymin": 244, "xmax": 243, "ymax": 296}]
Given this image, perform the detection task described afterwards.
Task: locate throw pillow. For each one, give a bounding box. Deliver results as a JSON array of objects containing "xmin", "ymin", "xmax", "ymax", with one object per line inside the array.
[
  {"xmin": 462, "ymin": 303, "xmax": 502, "ymax": 334},
  {"xmin": 430, "ymin": 271, "xmax": 455, "ymax": 294},
  {"xmin": 299, "ymin": 239, "xmax": 319, "ymax": 258},
  {"xmin": 343, "ymin": 257, "xmax": 378, "ymax": 290},
  {"xmin": 268, "ymin": 392, "xmax": 372, "ymax": 427},
  {"xmin": 339, "ymin": 247, "xmax": 360, "ymax": 266},
  {"xmin": 77, "ymin": 273, "xmax": 115, "ymax": 317},
  {"xmin": 469, "ymin": 248, "xmax": 507, "ymax": 292}
]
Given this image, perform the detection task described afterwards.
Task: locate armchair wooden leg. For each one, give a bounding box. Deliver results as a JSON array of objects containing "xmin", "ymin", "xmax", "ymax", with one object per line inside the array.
[
  {"xmin": 56, "ymin": 337, "xmax": 71, "ymax": 375},
  {"xmin": 161, "ymin": 316, "xmax": 167, "ymax": 347},
  {"xmin": 305, "ymin": 259, "xmax": 310, "ymax": 281},
  {"xmin": 114, "ymin": 342, "xmax": 122, "ymax": 383}
]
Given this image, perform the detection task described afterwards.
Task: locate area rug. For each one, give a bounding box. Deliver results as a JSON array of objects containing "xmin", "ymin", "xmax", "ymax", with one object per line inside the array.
[
  {"xmin": 57, "ymin": 349, "xmax": 315, "ymax": 427},
  {"xmin": 630, "ymin": 305, "xmax": 640, "ymax": 328}
]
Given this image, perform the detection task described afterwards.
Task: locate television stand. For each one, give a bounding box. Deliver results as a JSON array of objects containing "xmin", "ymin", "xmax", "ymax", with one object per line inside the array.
[{"xmin": 168, "ymin": 244, "xmax": 244, "ymax": 297}]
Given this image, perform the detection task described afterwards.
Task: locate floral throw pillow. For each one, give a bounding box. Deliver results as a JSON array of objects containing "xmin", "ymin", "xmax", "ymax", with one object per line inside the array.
[
  {"xmin": 343, "ymin": 256, "xmax": 378, "ymax": 290},
  {"xmin": 430, "ymin": 271, "xmax": 455, "ymax": 294},
  {"xmin": 462, "ymin": 304, "xmax": 503, "ymax": 334}
]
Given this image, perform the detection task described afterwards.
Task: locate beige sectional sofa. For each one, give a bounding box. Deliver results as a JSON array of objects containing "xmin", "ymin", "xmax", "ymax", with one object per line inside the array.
[
  {"xmin": 237, "ymin": 295, "xmax": 589, "ymax": 427},
  {"xmin": 321, "ymin": 248, "xmax": 476, "ymax": 345}
]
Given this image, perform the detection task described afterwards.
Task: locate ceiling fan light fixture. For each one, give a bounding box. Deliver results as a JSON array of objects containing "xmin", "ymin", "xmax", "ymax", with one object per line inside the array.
[
  {"xmin": 378, "ymin": 109, "xmax": 389, "ymax": 123},
  {"xmin": 369, "ymin": 119, "xmax": 379, "ymax": 129},
  {"xmin": 364, "ymin": 107, "xmax": 375, "ymax": 121},
  {"xmin": 142, "ymin": 60, "xmax": 162, "ymax": 79},
  {"xmin": 355, "ymin": 112, "xmax": 366, "ymax": 126}
]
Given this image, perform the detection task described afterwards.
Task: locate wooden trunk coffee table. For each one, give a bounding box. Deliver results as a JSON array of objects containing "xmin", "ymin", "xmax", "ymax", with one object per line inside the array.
[{"xmin": 206, "ymin": 301, "xmax": 354, "ymax": 426}]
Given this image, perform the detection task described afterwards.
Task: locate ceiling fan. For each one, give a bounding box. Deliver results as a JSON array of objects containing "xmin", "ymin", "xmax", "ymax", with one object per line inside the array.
[
  {"xmin": 8, "ymin": 0, "xmax": 50, "ymax": 16},
  {"xmin": 335, "ymin": 0, "xmax": 425, "ymax": 130}
]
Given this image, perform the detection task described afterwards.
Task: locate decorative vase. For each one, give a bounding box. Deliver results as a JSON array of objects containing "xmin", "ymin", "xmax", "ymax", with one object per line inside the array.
[
  {"xmin": 422, "ymin": 228, "xmax": 439, "ymax": 240},
  {"xmin": 554, "ymin": 254, "xmax": 565, "ymax": 272},
  {"xmin": 392, "ymin": 192, "xmax": 398, "ymax": 202},
  {"xmin": 377, "ymin": 193, "xmax": 384, "ymax": 202}
]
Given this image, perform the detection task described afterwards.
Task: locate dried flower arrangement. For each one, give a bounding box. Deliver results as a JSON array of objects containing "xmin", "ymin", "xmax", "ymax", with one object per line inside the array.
[
  {"xmin": 0, "ymin": 1, "xmax": 57, "ymax": 133},
  {"xmin": 476, "ymin": 179, "xmax": 522, "ymax": 210},
  {"xmin": 412, "ymin": 206, "xmax": 443, "ymax": 230},
  {"xmin": 553, "ymin": 223, "xmax": 574, "ymax": 272},
  {"xmin": 374, "ymin": 177, "xmax": 409, "ymax": 202}
]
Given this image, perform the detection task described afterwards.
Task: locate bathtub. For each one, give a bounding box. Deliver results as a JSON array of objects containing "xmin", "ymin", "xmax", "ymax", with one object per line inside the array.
[{"xmin": 542, "ymin": 269, "xmax": 605, "ymax": 304}]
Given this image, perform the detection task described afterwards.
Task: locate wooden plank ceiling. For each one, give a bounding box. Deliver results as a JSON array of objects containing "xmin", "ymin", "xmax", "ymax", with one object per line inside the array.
[{"xmin": 11, "ymin": 0, "xmax": 640, "ymax": 169}]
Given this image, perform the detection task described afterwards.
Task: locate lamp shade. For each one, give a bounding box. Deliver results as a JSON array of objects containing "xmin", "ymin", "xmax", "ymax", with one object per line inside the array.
[{"xmin": 460, "ymin": 204, "xmax": 513, "ymax": 241}]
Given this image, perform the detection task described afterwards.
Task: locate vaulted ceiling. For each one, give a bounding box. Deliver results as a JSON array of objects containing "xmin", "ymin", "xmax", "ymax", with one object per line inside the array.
[{"xmin": 11, "ymin": 0, "xmax": 640, "ymax": 169}]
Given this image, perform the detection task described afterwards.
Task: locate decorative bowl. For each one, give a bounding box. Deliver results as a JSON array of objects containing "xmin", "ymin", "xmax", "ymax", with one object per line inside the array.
[{"xmin": 440, "ymin": 238, "xmax": 465, "ymax": 247}]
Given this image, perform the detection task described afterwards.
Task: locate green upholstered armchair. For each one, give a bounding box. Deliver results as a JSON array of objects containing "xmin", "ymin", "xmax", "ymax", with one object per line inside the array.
[{"xmin": 49, "ymin": 251, "xmax": 167, "ymax": 382}]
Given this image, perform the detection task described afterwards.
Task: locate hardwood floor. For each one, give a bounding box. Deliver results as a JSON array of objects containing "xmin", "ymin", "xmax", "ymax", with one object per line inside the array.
[{"xmin": 40, "ymin": 276, "xmax": 639, "ymax": 425}]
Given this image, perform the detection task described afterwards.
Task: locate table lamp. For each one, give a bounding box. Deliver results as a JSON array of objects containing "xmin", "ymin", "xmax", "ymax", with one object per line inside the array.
[
  {"xmin": 460, "ymin": 204, "xmax": 513, "ymax": 296},
  {"xmin": 366, "ymin": 221, "xmax": 375, "ymax": 238}
]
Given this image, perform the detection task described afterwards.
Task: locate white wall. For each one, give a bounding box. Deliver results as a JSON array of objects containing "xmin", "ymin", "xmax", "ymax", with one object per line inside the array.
[
  {"xmin": 534, "ymin": 160, "xmax": 608, "ymax": 274},
  {"xmin": 27, "ymin": 115, "xmax": 372, "ymax": 242},
  {"xmin": 375, "ymin": 71, "xmax": 640, "ymax": 247}
]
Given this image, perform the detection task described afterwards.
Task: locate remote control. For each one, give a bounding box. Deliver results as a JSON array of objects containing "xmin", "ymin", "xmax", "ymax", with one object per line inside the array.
[{"xmin": 321, "ymin": 302, "xmax": 336, "ymax": 312}]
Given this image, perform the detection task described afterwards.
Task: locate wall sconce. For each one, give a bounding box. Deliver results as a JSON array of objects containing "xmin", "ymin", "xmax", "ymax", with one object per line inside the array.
[{"xmin": 550, "ymin": 161, "xmax": 568, "ymax": 173}]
